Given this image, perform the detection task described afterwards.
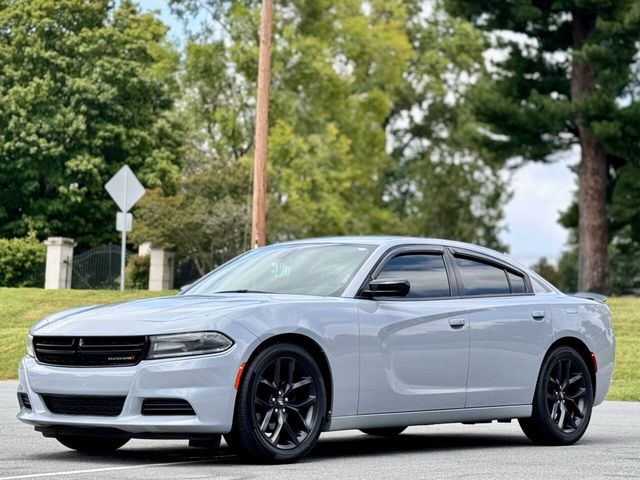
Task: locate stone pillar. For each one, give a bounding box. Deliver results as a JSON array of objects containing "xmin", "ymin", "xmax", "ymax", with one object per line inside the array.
[
  {"xmin": 149, "ymin": 248, "xmax": 175, "ymax": 291},
  {"xmin": 44, "ymin": 237, "xmax": 75, "ymax": 289}
]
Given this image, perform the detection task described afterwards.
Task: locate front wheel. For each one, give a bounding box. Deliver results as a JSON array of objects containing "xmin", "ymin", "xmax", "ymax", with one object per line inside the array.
[
  {"xmin": 56, "ymin": 435, "xmax": 129, "ymax": 453},
  {"xmin": 519, "ymin": 346, "xmax": 593, "ymax": 445},
  {"xmin": 225, "ymin": 343, "xmax": 327, "ymax": 463}
]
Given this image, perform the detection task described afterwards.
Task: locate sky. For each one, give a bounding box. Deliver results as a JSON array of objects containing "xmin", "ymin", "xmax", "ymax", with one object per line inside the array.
[{"xmin": 138, "ymin": 1, "xmax": 577, "ymax": 267}]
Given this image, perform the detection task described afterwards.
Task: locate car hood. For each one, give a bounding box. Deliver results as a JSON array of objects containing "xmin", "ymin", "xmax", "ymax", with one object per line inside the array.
[{"xmin": 30, "ymin": 294, "xmax": 308, "ymax": 336}]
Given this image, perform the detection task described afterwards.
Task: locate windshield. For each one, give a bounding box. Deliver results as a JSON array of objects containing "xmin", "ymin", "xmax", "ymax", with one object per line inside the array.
[{"xmin": 185, "ymin": 243, "xmax": 376, "ymax": 297}]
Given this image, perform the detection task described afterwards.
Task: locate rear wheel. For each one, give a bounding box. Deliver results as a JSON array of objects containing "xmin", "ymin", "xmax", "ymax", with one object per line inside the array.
[
  {"xmin": 225, "ymin": 343, "xmax": 327, "ymax": 463},
  {"xmin": 360, "ymin": 427, "xmax": 406, "ymax": 437},
  {"xmin": 55, "ymin": 435, "xmax": 129, "ymax": 453},
  {"xmin": 519, "ymin": 346, "xmax": 593, "ymax": 445}
]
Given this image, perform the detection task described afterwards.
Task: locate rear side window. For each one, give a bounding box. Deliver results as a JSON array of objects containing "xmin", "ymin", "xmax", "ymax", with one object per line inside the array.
[
  {"xmin": 377, "ymin": 253, "xmax": 450, "ymax": 298},
  {"xmin": 507, "ymin": 271, "xmax": 526, "ymax": 294},
  {"xmin": 454, "ymin": 256, "xmax": 529, "ymax": 296},
  {"xmin": 454, "ymin": 257, "xmax": 510, "ymax": 296}
]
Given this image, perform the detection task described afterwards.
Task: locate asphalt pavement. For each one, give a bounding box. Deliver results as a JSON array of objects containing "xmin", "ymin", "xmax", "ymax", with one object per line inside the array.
[{"xmin": 1, "ymin": 380, "xmax": 638, "ymax": 479}]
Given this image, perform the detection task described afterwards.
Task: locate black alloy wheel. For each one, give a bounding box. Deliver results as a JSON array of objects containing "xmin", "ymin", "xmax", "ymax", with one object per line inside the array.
[
  {"xmin": 519, "ymin": 346, "xmax": 593, "ymax": 445},
  {"xmin": 226, "ymin": 343, "xmax": 326, "ymax": 463},
  {"xmin": 545, "ymin": 356, "xmax": 589, "ymax": 433},
  {"xmin": 254, "ymin": 355, "xmax": 319, "ymax": 449}
]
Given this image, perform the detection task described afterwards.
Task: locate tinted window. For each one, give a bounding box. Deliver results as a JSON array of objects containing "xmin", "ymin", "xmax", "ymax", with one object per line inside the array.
[
  {"xmin": 455, "ymin": 257, "xmax": 510, "ymax": 296},
  {"xmin": 377, "ymin": 254, "xmax": 450, "ymax": 298},
  {"xmin": 507, "ymin": 271, "xmax": 526, "ymax": 294},
  {"xmin": 186, "ymin": 243, "xmax": 375, "ymax": 296}
]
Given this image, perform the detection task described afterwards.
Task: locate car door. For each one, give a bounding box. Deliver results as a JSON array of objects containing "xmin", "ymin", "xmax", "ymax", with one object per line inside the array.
[
  {"xmin": 448, "ymin": 249, "xmax": 553, "ymax": 408},
  {"xmin": 356, "ymin": 246, "xmax": 470, "ymax": 414}
]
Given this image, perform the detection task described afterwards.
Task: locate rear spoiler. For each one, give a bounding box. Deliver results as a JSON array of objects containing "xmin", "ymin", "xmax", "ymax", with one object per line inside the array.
[{"xmin": 572, "ymin": 292, "xmax": 607, "ymax": 303}]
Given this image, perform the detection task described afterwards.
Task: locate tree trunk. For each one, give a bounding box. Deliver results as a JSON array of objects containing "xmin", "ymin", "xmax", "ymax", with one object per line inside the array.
[{"xmin": 571, "ymin": 10, "xmax": 609, "ymax": 293}]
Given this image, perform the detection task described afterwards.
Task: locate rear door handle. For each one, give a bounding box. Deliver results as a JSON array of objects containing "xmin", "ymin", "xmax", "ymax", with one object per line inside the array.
[
  {"xmin": 449, "ymin": 317, "xmax": 466, "ymax": 328},
  {"xmin": 531, "ymin": 310, "xmax": 546, "ymax": 320}
]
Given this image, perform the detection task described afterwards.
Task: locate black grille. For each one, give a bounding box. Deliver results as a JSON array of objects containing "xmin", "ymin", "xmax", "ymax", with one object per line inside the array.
[
  {"xmin": 33, "ymin": 336, "xmax": 148, "ymax": 366},
  {"xmin": 42, "ymin": 394, "xmax": 126, "ymax": 416},
  {"xmin": 141, "ymin": 398, "xmax": 196, "ymax": 416},
  {"xmin": 18, "ymin": 392, "xmax": 31, "ymax": 410}
]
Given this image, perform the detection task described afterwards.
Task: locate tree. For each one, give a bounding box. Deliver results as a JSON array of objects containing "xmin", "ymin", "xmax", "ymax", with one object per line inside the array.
[
  {"xmin": 156, "ymin": 0, "xmax": 510, "ymax": 261},
  {"xmin": 531, "ymin": 256, "xmax": 561, "ymax": 288},
  {"xmin": 131, "ymin": 39, "xmax": 252, "ymax": 274},
  {"xmin": 386, "ymin": 7, "xmax": 509, "ymax": 249},
  {"xmin": 445, "ymin": 0, "xmax": 640, "ymax": 293},
  {"xmin": 0, "ymin": 0, "xmax": 183, "ymax": 247},
  {"xmin": 560, "ymin": 161, "xmax": 640, "ymax": 293}
]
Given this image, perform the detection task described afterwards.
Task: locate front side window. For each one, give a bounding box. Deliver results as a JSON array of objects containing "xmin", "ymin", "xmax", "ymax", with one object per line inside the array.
[
  {"xmin": 454, "ymin": 257, "xmax": 511, "ymax": 296},
  {"xmin": 376, "ymin": 253, "xmax": 450, "ymax": 299},
  {"xmin": 186, "ymin": 243, "xmax": 375, "ymax": 297}
]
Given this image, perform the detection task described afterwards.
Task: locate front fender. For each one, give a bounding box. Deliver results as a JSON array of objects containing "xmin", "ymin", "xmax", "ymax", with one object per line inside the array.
[{"xmin": 227, "ymin": 298, "xmax": 360, "ymax": 417}]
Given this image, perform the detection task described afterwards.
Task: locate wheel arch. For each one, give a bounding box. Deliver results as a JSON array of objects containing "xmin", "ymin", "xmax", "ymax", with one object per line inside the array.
[
  {"xmin": 242, "ymin": 333, "xmax": 334, "ymax": 429},
  {"xmin": 544, "ymin": 336, "xmax": 596, "ymax": 397}
]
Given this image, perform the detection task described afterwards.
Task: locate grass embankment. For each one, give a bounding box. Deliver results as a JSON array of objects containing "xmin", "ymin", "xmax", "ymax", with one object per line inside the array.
[
  {"xmin": 607, "ymin": 297, "xmax": 639, "ymax": 401},
  {"xmin": 0, "ymin": 289, "xmax": 637, "ymax": 400},
  {"xmin": 0, "ymin": 288, "xmax": 172, "ymax": 379}
]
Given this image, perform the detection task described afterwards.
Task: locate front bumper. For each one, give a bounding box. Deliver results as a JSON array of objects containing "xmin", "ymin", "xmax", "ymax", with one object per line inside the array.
[{"xmin": 17, "ymin": 334, "xmax": 251, "ymax": 436}]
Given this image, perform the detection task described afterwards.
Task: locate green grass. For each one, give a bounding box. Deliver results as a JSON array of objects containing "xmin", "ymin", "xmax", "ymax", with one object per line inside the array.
[
  {"xmin": 0, "ymin": 289, "xmax": 638, "ymax": 401},
  {"xmin": 606, "ymin": 297, "xmax": 639, "ymax": 401}
]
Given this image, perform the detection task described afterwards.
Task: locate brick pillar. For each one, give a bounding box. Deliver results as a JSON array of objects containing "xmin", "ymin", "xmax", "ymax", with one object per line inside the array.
[
  {"xmin": 148, "ymin": 248, "xmax": 175, "ymax": 291},
  {"xmin": 44, "ymin": 237, "xmax": 75, "ymax": 289}
]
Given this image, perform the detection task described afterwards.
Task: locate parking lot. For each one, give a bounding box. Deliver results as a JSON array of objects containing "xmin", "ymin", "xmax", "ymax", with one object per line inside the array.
[{"xmin": 1, "ymin": 380, "xmax": 638, "ymax": 479}]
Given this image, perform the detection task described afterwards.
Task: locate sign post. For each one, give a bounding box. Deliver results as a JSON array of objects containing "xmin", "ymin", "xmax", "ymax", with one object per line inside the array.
[{"xmin": 105, "ymin": 165, "xmax": 145, "ymax": 290}]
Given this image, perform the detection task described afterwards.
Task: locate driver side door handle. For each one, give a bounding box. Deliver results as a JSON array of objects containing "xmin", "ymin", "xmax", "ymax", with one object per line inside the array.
[{"xmin": 449, "ymin": 317, "xmax": 466, "ymax": 328}]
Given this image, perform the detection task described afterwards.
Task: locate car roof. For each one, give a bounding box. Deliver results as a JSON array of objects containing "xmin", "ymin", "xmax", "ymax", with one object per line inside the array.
[
  {"xmin": 279, "ymin": 236, "xmax": 511, "ymax": 261},
  {"xmin": 276, "ymin": 236, "xmax": 556, "ymax": 290}
]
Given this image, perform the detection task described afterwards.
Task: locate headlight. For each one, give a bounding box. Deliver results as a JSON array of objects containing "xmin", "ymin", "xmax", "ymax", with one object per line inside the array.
[
  {"xmin": 26, "ymin": 334, "xmax": 34, "ymax": 357},
  {"xmin": 146, "ymin": 331, "xmax": 234, "ymax": 360}
]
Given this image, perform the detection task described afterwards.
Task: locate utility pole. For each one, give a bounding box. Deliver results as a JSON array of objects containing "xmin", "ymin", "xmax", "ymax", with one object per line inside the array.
[{"xmin": 251, "ymin": 0, "xmax": 273, "ymax": 248}]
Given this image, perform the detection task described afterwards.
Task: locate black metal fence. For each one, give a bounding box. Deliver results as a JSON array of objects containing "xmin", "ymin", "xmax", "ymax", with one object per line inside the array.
[{"xmin": 71, "ymin": 245, "xmax": 133, "ymax": 290}]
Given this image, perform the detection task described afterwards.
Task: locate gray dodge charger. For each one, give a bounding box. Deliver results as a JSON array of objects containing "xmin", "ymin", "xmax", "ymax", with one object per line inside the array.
[{"xmin": 17, "ymin": 237, "xmax": 615, "ymax": 463}]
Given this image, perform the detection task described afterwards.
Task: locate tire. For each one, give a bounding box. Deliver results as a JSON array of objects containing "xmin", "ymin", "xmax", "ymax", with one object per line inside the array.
[
  {"xmin": 55, "ymin": 435, "xmax": 129, "ymax": 453},
  {"xmin": 225, "ymin": 343, "xmax": 327, "ymax": 463},
  {"xmin": 519, "ymin": 346, "xmax": 593, "ymax": 445},
  {"xmin": 360, "ymin": 427, "xmax": 406, "ymax": 437}
]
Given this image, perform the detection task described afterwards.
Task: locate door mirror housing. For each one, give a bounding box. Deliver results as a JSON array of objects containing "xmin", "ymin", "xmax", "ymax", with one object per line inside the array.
[{"xmin": 363, "ymin": 278, "xmax": 410, "ymax": 298}]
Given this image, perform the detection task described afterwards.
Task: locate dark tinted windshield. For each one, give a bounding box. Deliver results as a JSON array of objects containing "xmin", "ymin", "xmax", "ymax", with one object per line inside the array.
[{"xmin": 185, "ymin": 243, "xmax": 375, "ymax": 296}]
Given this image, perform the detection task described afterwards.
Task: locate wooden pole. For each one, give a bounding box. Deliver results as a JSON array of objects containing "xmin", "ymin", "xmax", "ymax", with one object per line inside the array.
[{"xmin": 251, "ymin": 0, "xmax": 273, "ymax": 248}]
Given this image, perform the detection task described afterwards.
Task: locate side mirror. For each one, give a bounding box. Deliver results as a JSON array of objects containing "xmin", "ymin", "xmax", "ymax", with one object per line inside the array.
[{"xmin": 363, "ymin": 278, "xmax": 410, "ymax": 298}]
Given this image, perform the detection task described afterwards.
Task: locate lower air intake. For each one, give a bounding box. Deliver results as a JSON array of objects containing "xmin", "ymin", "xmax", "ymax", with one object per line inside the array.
[
  {"xmin": 42, "ymin": 394, "xmax": 126, "ymax": 416},
  {"xmin": 18, "ymin": 392, "xmax": 31, "ymax": 410},
  {"xmin": 141, "ymin": 398, "xmax": 196, "ymax": 416}
]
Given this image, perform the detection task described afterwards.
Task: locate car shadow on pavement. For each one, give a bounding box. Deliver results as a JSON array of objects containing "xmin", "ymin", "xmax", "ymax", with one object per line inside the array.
[
  {"xmin": 27, "ymin": 430, "xmax": 535, "ymax": 466},
  {"xmin": 309, "ymin": 431, "xmax": 533, "ymax": 461}
]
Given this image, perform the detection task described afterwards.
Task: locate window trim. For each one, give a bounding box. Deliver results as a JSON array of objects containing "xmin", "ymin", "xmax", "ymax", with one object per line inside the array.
[
  {"xmin": 355, "ymin": 244, "xmax": 534, "ymax": 301},
  {"xmin": 447, "ymin": 247, "xmax": 533, "ymax": 297},
  {"xmin": 355, "ymin": 245, "xmax": 458, "ymax": 301}
]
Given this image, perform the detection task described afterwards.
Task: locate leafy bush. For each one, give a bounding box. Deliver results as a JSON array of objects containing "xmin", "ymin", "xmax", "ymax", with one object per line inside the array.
[
  {"xmin": 125, "ymin": 255, "xmax": 150, "ymax": 290},
  {"xmin": 0, "ymin": 236, "xmax": 46, "ymax": 287}
]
